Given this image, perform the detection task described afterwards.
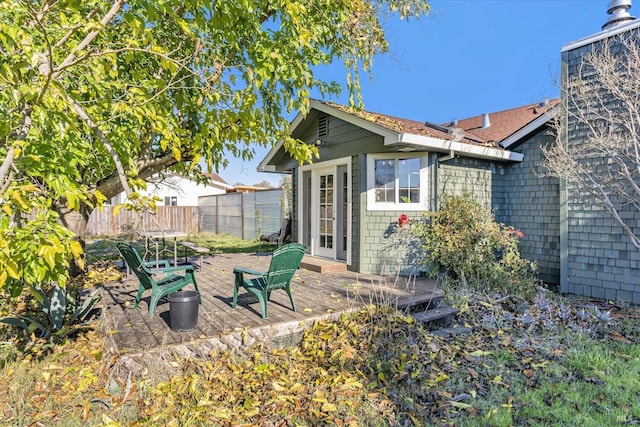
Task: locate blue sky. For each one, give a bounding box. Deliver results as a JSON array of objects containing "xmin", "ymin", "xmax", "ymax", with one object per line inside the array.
[{"xmin": 220, "ymin": 0, "xmax": 612, "ymax": 186}]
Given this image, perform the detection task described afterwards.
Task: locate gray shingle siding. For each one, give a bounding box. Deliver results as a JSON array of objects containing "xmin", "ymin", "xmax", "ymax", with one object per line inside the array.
[
  {"xmin": 437, "ymin": 158, "xmax": 496, "ymax": 210},
  {"xmin": 436, "ymin": 149, "xmax": 561, "ymax": 286},
  {"xmin": 500, "ymin": 128, "xmax": 561, "ymax": 285},
  {"xmin": 562, "ymin": 28, "xmax": 640, "ymax": 303},
  {"xmin": 357, "ymin": 154, "xmax": 429, "ymax": 276}
]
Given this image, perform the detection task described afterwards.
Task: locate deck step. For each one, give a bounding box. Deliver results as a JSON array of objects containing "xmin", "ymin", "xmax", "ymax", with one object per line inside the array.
[
  {"xmin": 397, "ymin": 292, "xmax": 444, "ymax": 312},
  {"xmin": 300, "ymin": 256, "xmax": 347, "ymax": 273},
  {"xmin": 412, "ymin": 306, "xmax": 459, "ymax": 329}
]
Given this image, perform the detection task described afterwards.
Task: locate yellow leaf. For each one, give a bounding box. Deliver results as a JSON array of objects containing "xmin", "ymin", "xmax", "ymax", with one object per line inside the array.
[
  {"xmin": 42, "ymin": 246, "xmax": 56, "ymax": 269},
  {"xmin": 70, "ymin": 240, "xmax": 84, "ymax": 258},
  {"xmin": 101, "ymin": 414, "xmax": 120, "ymax": 426},
  {"xmin": 272, "ymin": 381, "xmax": 286, "ymax": 392},
  {"xmin": 479, "ymin": 300, "xmax": 493, "ymax": 309},
  {"xmin": 172, "ymin": 145, "xmax": 182, "ymax": 161},
  {"xmin": 322, "ymin": 403, "xmax": 337, "ymax": 412},
  {"xmin": 212, "ymin": 412, "xmax": 231, "ymax": 419},
  {"xmin": 5, "ymin": 260, "xmax": 19, "ymax": 279},
  {"xmin": 435, "ymin": 372, "xmax": 449, "ymax": 383},
  {"xmin": 304, "ymin": 308, "xmax": 312, "ymax": 312},
  {"xmin": 450, "ymin": 401, "xmax": 473, "ymax": 409},
  {"xmin": 290, "ymin": 382, "xmax": 304, "ymax": 392}
]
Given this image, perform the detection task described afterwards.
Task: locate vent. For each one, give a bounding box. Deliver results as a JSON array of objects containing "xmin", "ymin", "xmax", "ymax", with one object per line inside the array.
[
  {"xmin": 602, "ymin": 0, "xmax": 636, "ymax": 30},
  {"xmin": 318, "ymin": 114, "xmax": 328, "ymax": 139},
  {"xmin": 481, "ymin": 113, "xmax": 491, "ymax": 129}
]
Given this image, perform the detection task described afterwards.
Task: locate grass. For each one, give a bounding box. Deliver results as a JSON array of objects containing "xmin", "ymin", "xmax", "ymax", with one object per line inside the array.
[
  {"xmin": 1, "ymin": 233, "xmax": 639, "ymax": 425},
  {"xmin": 85, "ymin": 232, "xmax": 278, "ymax": 263}
]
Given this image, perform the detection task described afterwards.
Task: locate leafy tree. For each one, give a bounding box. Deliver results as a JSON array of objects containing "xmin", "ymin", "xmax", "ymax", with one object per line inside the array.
[
  {"xmin": 253, "ymin": 180, "xmax": 275, "ymax": 189},
  {"xmin": 544, "ymin": 35, "xmax": 640, "ymax": 249},
  {"xmin": 0, "ymin": 0, "xmax": 430, "ymax": 295}
]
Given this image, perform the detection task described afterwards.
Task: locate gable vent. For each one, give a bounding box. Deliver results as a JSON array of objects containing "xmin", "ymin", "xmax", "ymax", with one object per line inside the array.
[{"xmin": 318, "ymin": 114, "xmax": 328, "ymax": 139}]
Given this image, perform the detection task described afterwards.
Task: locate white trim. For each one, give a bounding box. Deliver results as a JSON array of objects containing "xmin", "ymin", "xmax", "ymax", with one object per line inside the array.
[
  {"xmin": 397, "ymin": 133, "xmax": 524, "ymax": 162},
  {"xmin": 562, "ymin": 19, "xmax": 640, "ymax": 52},
  {"xmin": 366, "ymin": 153, "xmax": 430, "ymax": 212},
  {"xmin": 312, "ymin": 166, "xmax": 335, "ymax": 259},
  {"xmin": 297, "ymin": 157, "xmax": 352, "ymax": 265},
  {"xmin": 258, "ymin": 110, "xmax": 307, "ymax": 172},
  {"xmin": 500, "ymin": 106, "xmax": 559, "ymax": 149}
]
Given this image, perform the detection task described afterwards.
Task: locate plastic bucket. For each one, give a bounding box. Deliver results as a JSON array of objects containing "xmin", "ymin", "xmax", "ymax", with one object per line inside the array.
[{"xmin": 168, "ymin": 290, "xmax": 200, "ymax": 331}]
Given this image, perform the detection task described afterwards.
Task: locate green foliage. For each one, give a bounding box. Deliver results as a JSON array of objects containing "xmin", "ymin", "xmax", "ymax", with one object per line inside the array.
[
  {"xmin": 0, "ymin": 0, "xmax": 430, "ymax": 299},
  {"xmin": 0, "ymin": 201, "xmax": 84, "ymax": 295},
  {"xmin": 413, "ymin": 194, "xmax": 537, "ymax": 298},
  {"xmin": 0, "ymin": 284, "xmax": 100, "ymax": 347}
]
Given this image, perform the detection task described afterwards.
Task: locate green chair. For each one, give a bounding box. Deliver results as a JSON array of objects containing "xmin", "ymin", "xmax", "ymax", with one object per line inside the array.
[
  {"xmin": 116, "ymin": 242, "xmax": 201, "ymax": 315},
  {"xmin": 233, "ymin": 243, "xmax": 306, "ymax": 319}
]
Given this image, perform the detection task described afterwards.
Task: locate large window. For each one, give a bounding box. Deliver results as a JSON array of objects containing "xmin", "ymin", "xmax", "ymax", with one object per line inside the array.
[{"xmin": 368, "ymin": 154, "xmax": 429, "ymax": 211}]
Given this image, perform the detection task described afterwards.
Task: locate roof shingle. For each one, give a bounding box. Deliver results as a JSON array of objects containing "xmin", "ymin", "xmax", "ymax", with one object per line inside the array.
[{"xmin": 321, "ymin": 99, "xmax": 559, "ymax": 149}]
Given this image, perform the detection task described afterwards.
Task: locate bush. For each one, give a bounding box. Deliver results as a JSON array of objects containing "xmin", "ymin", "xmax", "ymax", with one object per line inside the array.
[{"xmin": 413, "ymin": 194, "xmax": 537, "ymax": 299}]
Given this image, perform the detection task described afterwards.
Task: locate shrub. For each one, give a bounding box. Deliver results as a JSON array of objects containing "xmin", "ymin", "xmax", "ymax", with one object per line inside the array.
[{"xmin": 413, "ymin": 194, "xmax": 537, "ymax": 299}]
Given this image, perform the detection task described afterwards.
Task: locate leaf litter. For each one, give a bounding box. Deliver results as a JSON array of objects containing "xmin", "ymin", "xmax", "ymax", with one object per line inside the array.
[{"xmin": 1, "ymin": 285, "xmax": 639, "ymax": 425}]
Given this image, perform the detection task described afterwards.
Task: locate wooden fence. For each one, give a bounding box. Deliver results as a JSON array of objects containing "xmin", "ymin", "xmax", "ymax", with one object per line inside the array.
[{"xmin": 88, "ymin": 206, "xmax": 200, "ymax": 237}]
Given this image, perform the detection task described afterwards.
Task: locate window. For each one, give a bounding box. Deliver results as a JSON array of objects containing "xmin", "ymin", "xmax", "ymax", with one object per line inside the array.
[
  {"xmin": 164, "ymin": 196, "xmax": 178, "ymax": 206},
  {"xmin": 367, "ymin": 154, "xmax": 429, "ymax": 211}
]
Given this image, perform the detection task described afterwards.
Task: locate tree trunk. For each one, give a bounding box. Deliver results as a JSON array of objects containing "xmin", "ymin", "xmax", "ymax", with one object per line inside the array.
[{"xmin": 55, "ymin": 202, "xmax": 93, "ymax": 277}]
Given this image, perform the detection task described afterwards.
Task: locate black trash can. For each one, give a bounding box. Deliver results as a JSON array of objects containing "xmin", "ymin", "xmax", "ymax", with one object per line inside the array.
[{"xmin": 168, "ymin": 290, "xmax": 200, "ymax": 331}]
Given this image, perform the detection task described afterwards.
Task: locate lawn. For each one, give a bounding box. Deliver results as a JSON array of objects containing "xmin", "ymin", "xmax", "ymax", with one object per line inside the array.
[{"xmin": 0, "ymin": 234, "xmax": 639, "ymax": 426}]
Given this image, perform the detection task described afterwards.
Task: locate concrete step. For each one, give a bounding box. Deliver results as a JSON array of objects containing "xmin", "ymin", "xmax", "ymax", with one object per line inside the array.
[
  {"xmin": 300, "ymin": 256, "xmax": 347, "ymax": 273},
  {"xmin": 431, "ymin": 326, "xmax": 473, "ymax": 338},
  {"xmin": 412, "ymin": 306, "xmax": 459, "ymax": 329}
]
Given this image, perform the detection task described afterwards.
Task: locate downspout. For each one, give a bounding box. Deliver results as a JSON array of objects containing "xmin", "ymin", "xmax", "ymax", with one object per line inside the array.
[{"xmin": 437, "ymin": 150, "xmax": 457, "ymax": 163}]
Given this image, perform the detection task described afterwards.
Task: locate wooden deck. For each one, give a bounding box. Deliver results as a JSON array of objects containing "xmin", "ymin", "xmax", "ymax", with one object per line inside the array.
[{"xmin": 100, "ymin": 252, "xmax": 441, "ymax": 359}]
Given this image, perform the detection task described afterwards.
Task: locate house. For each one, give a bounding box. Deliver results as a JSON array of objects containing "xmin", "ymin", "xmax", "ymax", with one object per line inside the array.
[
  {"xmin": 559, "ymin": 2, "xmax": 640, "ymax": 303},
  {"xmin": 260, "ymin": 2, "xmax": 640, "ymax": 304},
  {"xmin": 259, "ymin": 98, "xmax": 561, "ymax": 282},
  {"xmin": 108, "ymin": 172, "xmax": 233, "ymax": 206}
]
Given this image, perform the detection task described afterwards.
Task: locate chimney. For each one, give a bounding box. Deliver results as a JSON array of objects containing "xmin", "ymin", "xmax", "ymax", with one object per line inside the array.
[
  {"xmin": 481, "ymin": 113, "xmax": 491, "ymax": 129},
  {"xmin": 602, "ymin": 0, "xmax": 636, "ymax": 30}
]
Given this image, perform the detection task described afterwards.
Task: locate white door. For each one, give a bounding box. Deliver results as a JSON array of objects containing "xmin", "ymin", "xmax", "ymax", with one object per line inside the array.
[{"xmin": 314, "ymin": 168, "xmax": 335, "ymax": 258}]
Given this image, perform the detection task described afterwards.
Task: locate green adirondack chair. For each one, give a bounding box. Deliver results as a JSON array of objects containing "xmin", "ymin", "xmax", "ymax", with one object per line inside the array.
[
  {"xmin": 116, "ymin": 242, "xmax": 201, "ymax": 315},
  {"xmin": 232, "ymin": 243, "xmax": 306, "ymax": 319}
]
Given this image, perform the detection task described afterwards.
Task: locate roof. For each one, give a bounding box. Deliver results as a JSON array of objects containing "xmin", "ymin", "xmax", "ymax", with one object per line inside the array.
[
  {"xmin": 203, "ymin": 172, "xmax": 229, "ymax": 186},
  {"xmin": 259, "ymin": 98, "xmax": 559, "ymax": 170},
  {"xmin": 447, "ymin": 99, "xmax": 559, "ymax": 144},
  {"xmin": 322, "ymin": 98, "xmax": 559, "ymax": 148},
  {"xmin": 562, "ymin": 18, "xmax": 640, "ymax": 52}
]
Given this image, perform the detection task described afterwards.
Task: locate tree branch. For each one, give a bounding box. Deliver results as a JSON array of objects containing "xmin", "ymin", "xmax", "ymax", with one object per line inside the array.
[{"xmin": 68, "ymin": 98, "xmax": 134, "ymax": 197}]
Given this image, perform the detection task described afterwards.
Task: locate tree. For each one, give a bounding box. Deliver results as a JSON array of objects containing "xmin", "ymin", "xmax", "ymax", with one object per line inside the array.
[
  {"xmin": 0, "ymin": 0, "xmax": 430, "ymax": 295},
  {"xmin": 543, "ymin": 35, "xmax": 640, "ymax": 249},
  {"xmin": 253, "ymin": 180, "xmax": 275, "ymax": 189}
]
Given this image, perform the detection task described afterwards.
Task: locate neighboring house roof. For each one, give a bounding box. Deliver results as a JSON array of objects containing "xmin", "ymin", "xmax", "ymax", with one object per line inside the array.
[
  {"xmin": 203, "ymin": 172, "xmax": 233, "ymax": 189},
  {"xmin": 229, "ymin": 185, "xmax": 273, "ymax": 193}
]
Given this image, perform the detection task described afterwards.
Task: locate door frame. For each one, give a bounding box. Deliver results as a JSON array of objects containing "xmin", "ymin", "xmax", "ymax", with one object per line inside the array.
[{"xmin": 297, "ymin": 157, "xmax": 351, "ymax": 265}]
